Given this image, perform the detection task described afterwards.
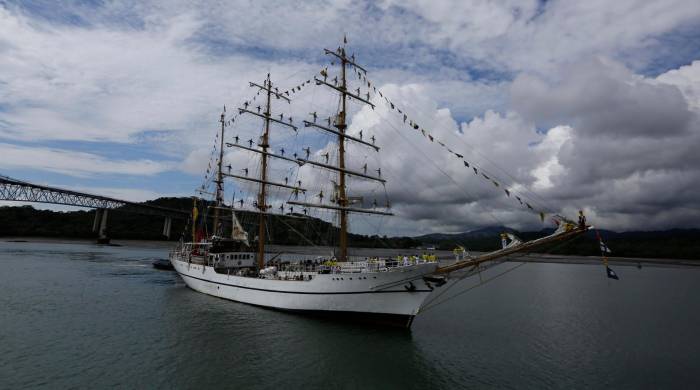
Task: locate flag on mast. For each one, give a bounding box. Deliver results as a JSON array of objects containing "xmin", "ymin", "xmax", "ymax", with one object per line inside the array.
[
  {"xmin": 596, "ymin": 230, "xmax": 619, "ymax": 280},
  {"xmin": 606, "ymin": 266, "xmax": 619, "ymax": 280},
  {"xmin": 596, "ymin": 230, "xmax": 612, "ymax": 253}
]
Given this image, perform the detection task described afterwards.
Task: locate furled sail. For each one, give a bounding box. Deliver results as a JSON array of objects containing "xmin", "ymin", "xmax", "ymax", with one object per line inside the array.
[{"xmin": 231, "ymin": 210, "xmax": 249, "ymax": 246}]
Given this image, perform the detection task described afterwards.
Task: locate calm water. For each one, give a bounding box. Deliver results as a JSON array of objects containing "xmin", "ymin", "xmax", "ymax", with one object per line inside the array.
[{"xmin": 1, "ymin": 240, "xmax": 699, "ymax": 389}]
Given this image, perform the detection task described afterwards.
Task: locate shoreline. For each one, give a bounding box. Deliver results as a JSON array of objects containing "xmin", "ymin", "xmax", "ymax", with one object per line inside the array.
[
  {"xmin": 1, "ymin": 236, "xmax": 174, "ymax": 249},
  {"xmin": 505, "ymin": 253, "xmax": 700, "ymax": 268},
  {"xmin": 3, "ymin": 237, "xmax": 698, "ymax": 268}
]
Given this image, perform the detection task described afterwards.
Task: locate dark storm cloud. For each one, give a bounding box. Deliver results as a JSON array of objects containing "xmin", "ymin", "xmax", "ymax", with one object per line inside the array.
[
  {"xmin": 512, "ymin": 58, "xmax": 693, "ymax": 139},
  {"xmin": 508, "ymin": 58, "xmax": 700, "ymax": 231}
]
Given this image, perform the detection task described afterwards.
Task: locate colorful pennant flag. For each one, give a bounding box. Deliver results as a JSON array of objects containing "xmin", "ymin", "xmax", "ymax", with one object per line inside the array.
[
  {"xmin": 596, "ymin": 231, "xmax": 612, "ymax": 254},
  {"xmin": 366, "ymin": 75, "xmax": 552, "ymax": 224},
  {"xmin": 596, "ymin": 230, "xmax": 619, "ymax": 280}
]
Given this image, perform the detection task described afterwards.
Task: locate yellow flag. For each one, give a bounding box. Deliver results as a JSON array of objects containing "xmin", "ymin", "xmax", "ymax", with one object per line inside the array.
[{"xmin": 192, "ymin": 206, "xmax": 199, "ymax": 222}]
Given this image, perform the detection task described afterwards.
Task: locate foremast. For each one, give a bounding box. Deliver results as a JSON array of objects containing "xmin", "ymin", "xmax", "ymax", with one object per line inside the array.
[{"xmin": 289, "ymin": 38, "xmax": 392, "ymax": 261}]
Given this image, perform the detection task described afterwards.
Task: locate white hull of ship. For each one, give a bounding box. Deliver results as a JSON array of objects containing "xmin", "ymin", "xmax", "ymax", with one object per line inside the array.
[{"xmin": 171, "ymin": 257, "xmax": 438, "ymax": 327}]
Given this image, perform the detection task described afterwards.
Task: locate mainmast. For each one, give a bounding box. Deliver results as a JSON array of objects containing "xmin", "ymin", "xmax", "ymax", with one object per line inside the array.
[
  {"xmin": 212, "ymin": 107, "xmax": 226, "ymax": 236},
  {"xmin": 227, "ymin": 74, "xmax": 301, "ymax": 270},
  {"xmin": 289, "ymin": 38, "xmax": 392, "ymax": 262},
  {"xmin": 333, "ymin": 45, "xmax": 349, "ymax": 260}
]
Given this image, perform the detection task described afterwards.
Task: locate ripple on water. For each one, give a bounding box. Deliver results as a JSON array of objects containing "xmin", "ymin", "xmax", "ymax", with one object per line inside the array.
[{"xmin": 2, "ymin": 242, "xmax": 700, "ymax": 389}]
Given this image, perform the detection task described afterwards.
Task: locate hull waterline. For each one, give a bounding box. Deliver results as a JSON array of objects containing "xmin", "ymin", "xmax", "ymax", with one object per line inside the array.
[{"xmin": 171, "ymin": 257, "xmax": 438, "ymax": 327}]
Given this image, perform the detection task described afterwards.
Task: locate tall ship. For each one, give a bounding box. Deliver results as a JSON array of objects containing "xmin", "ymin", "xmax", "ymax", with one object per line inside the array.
[{"xmin": 170, "ymin": 39, "xmax": 588, "ymax": 327}]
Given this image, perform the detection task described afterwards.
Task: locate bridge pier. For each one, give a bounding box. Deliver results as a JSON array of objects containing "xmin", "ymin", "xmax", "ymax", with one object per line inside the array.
[
  {"xmin": 92, "ymin": 209, "xmax": 101, "ymax": 232},
  {"xmin": 162, "ymin": 216, "xmax": 172, "ymax": 239},
  {"xmin": 93, "ymin": 208, "xmax": 110, "ymax": 244}
]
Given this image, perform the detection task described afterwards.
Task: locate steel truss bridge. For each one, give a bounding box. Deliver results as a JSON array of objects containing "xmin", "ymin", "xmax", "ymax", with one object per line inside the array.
[{"xmin": 0, "ymin": 175, "xmax": 189, "ymax": 241}]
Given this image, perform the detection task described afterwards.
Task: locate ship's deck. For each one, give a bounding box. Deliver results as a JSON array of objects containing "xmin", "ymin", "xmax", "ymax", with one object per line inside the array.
[{"xmin": 172, "ymin": 251, "xmax": 437, "ymax": 281}]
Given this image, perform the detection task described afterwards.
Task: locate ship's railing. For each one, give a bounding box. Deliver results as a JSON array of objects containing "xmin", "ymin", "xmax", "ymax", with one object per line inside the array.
[
  {"xmin": 171, "ymin": 241, "xmax": 438, "ymax": 273},
  {"xmin": 172, "ymin": 242, "xmax": 211, "ymax": 253},
  {"xmin": 274, "ymin": 257, "xmax": 437, "ymax": 274},
  {"xmin": 170, "ymin": 242, "xmax": 211, "ymax": 264}
]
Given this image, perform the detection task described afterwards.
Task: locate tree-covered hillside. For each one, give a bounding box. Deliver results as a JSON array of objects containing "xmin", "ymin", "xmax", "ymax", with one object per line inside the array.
[
  {"xmin": 1, "ymin": 198, "xmax": 698, "ymax": 259},
  {"xmin": 0, "ymin": 197, "xmax": 422, "ymax": 249}
]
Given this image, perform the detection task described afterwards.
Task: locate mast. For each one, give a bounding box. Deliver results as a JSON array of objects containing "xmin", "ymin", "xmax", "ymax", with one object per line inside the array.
[
  {"xmin": 212, "ymin": 107, "xmax": 226, "ymax": 236},
  {"xmin": 337, "ymin": 45, "xmax": 349, "ymax": 261},
  {"xmin": 296, "ymin": 38, "xmax": 391, "ymax": 262},
  {"xmin": 257, "ymin": 75, "xmax": 272, "ymax": 269},
  {"xmin": 229, "ymin": 74, "xmax": 296, "ymax": 270}
]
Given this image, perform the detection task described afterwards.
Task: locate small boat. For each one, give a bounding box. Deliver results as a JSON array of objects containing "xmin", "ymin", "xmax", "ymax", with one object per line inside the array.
[{"xmin": 152, "ymin": 259, "xmax": 174, "ymax": 271}]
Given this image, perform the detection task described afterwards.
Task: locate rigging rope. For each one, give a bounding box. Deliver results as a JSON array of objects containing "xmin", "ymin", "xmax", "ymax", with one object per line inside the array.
[
  {"xmin": 204, "ymin": 56, "xmax": 560, "ymax": 245},
  {"xmin": 419, "ymin": 230, "xmax": 587, "ymax": 313},
  {"xmin": 371, "ymin": 106, "xmax": 511, "ymax": 228},
  {"xmin": 353, "ymin": 67, "xmax": 559, "ymax": 221},
  {"xmin": 419, "ymin": 262, "xmax": 527, "ymax": 315}
]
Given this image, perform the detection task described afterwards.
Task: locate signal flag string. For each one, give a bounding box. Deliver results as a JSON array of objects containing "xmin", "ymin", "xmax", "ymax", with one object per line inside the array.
[
  {"xmin": 349, "ymin": 66, "xmax": 557, "ymax": 223},
  {"xmin": 596, "ymin": 229, "xmax": 619, "ymax": 280}
]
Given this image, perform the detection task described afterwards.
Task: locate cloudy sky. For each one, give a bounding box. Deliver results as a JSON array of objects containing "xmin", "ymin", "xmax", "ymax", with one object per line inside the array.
[{"xmin": 1, "ymin": 0, "xmax": 700, "ymax": 236}]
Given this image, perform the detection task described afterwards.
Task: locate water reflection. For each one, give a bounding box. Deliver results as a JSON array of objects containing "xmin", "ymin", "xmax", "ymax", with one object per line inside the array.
[{"xmin": 2, "ymin": 240, "xmax": 700, "ymax": 389}]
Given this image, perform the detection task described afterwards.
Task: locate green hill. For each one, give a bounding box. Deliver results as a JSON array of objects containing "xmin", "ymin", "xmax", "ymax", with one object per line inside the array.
[
  {"xmin": 0, "ymin": 197, "xmax": 421, "ymax": 249},
  {"xmin": 2, "ymin": 198, "xmax": 698, "ymax": 259},
  {"xmin": 416, "ymin": 227, "xmax": 700, "ymax": 260}
]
